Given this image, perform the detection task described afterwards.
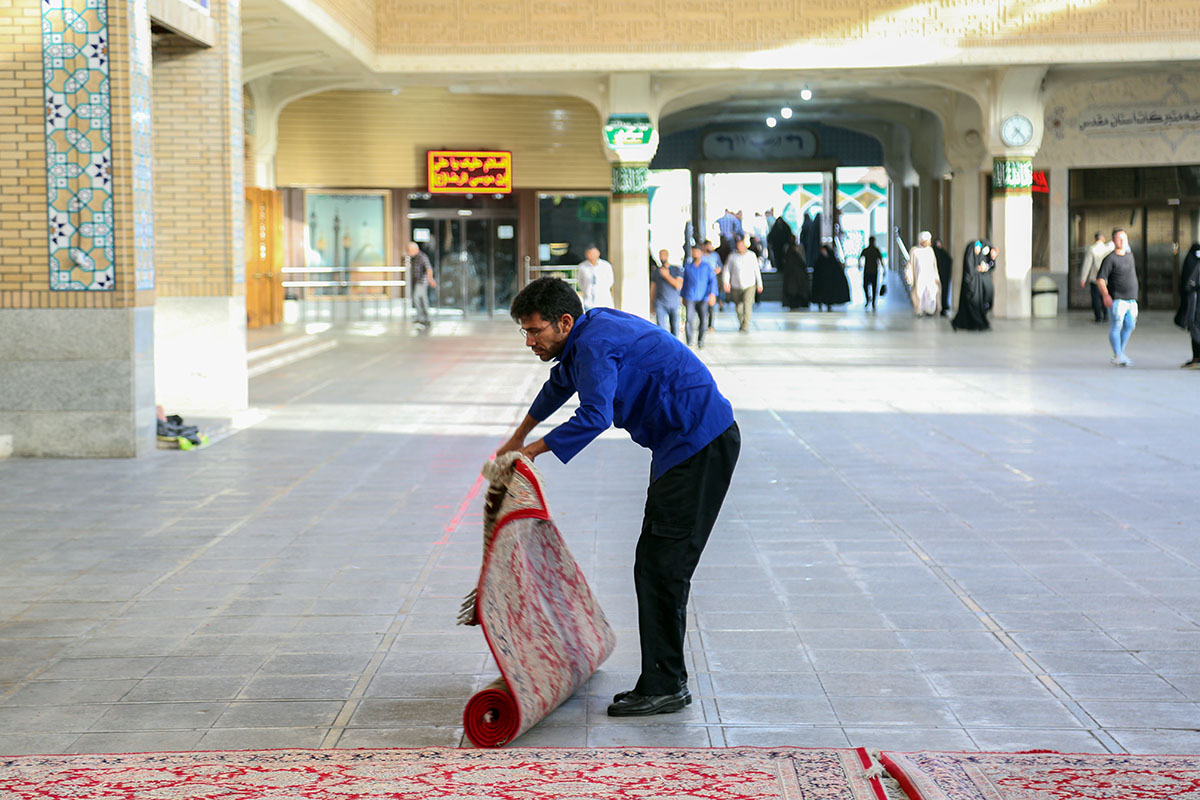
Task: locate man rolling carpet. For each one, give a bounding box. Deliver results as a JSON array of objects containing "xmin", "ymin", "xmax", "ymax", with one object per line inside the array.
[{"xmin": 498, "ymin": 277, "xmax": 740, "ymax": 717}]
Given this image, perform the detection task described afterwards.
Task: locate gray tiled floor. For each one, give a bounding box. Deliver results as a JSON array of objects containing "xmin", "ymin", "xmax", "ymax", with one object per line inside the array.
[{"xmin": 2, "ymin": 305, "xmax": 1199, "ymax": 755}]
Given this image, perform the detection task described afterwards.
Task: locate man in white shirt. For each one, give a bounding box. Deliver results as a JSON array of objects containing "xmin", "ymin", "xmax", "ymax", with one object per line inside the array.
[
  {"xmin": 1078, "ymin": 232, "xmax": 1113, "ymax": 322},
  {"xmin": 577, "ymin": 246, "xmax": 614, "ymax": 310},
  {"xmin": 722, "ymin": 238, "xmax": 764, "ymax": 333}
]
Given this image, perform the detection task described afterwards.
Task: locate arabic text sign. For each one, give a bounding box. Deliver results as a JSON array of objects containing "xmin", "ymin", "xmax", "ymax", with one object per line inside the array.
[
  {"xmin": 701, "ymin": 130, "xmax": 818, "ymax": 160},
  {"xmin": 993, "ymin": 157, "xmax": 1033, "ymax": 193},
  {"xmin": 1077, "ymin": 105, "xmax": 1200, "ymax": 135},
  {"xmin": 427, "ymin": 151, "xmax": 513, "ymax": 194}
]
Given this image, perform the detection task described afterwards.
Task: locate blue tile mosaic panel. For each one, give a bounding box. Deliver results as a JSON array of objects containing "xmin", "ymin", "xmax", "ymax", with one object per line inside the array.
[{"xmin": 42, "ymin": 0, "xmax": 115, "ymax": 291}]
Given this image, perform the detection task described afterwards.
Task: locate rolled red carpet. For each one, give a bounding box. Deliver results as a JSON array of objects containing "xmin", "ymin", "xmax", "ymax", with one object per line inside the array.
[
  {"xmin": 463, "ymin": 677, "xmax": 521, "ymax": 748},
  {"xmin": 459, "ymin": 455, "xmax": 616, "ymax": 747}
]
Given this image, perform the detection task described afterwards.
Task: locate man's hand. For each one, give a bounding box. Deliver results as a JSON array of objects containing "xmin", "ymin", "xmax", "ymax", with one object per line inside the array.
[
  {"xmin": 519, "ymin": 439, "xmax": 550, "ymax": 462},
  {"xmin": 497, "ymin": 435, "xmax": 525, "ymax": 457},
  {"xmin": 1103, "ymin": 293, "xmax": 1113, "ymax": 309},
  {"xmin": 756, "ymin": 285, "xmax": 764, "ymax": 294}
]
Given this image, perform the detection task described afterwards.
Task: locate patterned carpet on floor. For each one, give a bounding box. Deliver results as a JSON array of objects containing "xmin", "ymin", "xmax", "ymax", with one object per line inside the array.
[
  {"xmin": 0, "ymin": 747, "xmax": 887, "ymax": 799},
  {"xmin": 458, "ymin": 454, "xmax": 616, "ymax": 748},
  {"xmin": 880, "ymin": 750, "xmax": 1200, "ymax": 800}
]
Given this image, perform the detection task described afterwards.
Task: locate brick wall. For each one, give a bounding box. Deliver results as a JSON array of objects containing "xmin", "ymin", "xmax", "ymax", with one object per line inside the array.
[
  {"xmin": 375, "ymin": 0, "xmax": 1200, "ymax": 54},
  {"xmin": 151, "ymin": 29, "xmax": 241, "ymax": 297},
  {"xmin": 0, "ymin": 0, "xmax": 60, "ymax": 305},
  {"xmin": 244, "ymin": 87, "xmax": 256, "ymax": 188},
  {"xmin": 275, "ymin": 88, "xmax": 608, "ymax": 189}
]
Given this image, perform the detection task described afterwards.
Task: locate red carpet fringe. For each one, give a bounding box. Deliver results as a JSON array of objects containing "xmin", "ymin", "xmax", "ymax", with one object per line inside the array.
[{"xmin": 880, "ymin": 749, "xmax": 1200, "ymax": 800}]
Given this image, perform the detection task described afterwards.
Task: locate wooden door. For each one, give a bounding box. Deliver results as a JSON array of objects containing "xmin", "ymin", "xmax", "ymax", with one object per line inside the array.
[{"xmin": 245, "ymin": 188, "xmax": 284, "ymax": 328}]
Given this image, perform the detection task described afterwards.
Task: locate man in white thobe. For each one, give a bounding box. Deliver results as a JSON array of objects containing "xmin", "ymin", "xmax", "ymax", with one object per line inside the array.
[
  {"xmin": 577, "ymin": 246, "xmax": 614, "ymax": 310},
  {"xmin": 906, "ymin": 231, "xmax": 941, "ymax": 317}
]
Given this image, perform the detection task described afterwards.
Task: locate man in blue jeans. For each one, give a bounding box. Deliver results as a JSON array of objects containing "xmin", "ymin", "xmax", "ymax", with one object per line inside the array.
[
  {"xmin": 498, "ymin": 277, "xmax": 740, "ymax": 717},
  {"xmin": 650, "ymin": 248, "xmax": 684, "ymax": 336},
  {"xmin": 681, "ymin": 246, "xmax": 718, "ymax": 348},
  {"xmin": 1096, "ymin": 228, "xmax": 1138, "ymax": 367}
]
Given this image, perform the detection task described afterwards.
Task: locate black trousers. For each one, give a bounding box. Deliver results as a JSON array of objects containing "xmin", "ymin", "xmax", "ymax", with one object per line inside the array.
[
  {"xmin": 1089, "ymin": 282, "xmax": 1108, "ymax": 321},
  {"xmin": 863, "ymin": 268, "xmax": 878, "ymax": 307},
  {"xmin": 685, "ymin": 300, "xmax": 709, "ymax": 346},
  {"xmin": 634, "ymin": 422, "xmax": 740, "ymax": 695}
]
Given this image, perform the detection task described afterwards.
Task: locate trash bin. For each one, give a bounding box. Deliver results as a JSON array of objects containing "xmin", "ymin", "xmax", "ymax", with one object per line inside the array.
[{"xmin": 1032, "ymin": 276, "xmax": 1058, "ymax": 318}]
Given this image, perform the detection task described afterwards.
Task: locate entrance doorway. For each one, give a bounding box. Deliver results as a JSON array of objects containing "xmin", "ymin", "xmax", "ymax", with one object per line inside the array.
[
  {"xmin": 1068, "ymin": 166, "xmax": 1200, "ymax": 311},
  {"xmin": 408, "ymin": 213, "xmax": 518, "ymax": 317}
]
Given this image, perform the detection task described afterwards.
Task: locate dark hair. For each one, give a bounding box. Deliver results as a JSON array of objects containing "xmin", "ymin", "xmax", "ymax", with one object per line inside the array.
[
  {"xmin": 1112, "ymin": 227, "xmax": 1126, "ymax": 239},
  {"xmin": 510, "ymin": 277, "xmax": 584, "ymax": 325},
  {"xmin": 1094, "ymin": 231, "xmax": 1104, "ymax": 241}
]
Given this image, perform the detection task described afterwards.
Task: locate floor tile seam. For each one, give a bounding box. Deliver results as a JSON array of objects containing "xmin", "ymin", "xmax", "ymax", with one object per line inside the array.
[
  {"xmin": 0, "ymin": 436, "xmax": 372, "ymax": 705},
  {"xmin": 764, "ymin": 407, "xmax": 1089, "ymax": 718},
  {"xmin": 318, "ymin": 464, "xmax": 491, "ymax": 748}
]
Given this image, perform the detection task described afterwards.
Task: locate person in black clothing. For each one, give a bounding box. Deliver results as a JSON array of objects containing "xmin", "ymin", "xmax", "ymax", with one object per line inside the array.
[
  {"xmin": 767, "ymin": 216, "xmax": 793, "ymax": 274},
  {"xmin": 858, "ymin": 237, "xmax": 885, "ymax": 310},
  {"xmin": 1175, "ymin": 243, "xmax": 1200, "ymax": 368},
  {"xmin": 780, "ymin": 241, "xmax": 810, "ymax": 309},
  {"xmin": 951, "ymin": 239, "xmax": 993, "ymax": 331},
  {"xmin": 810, "ymin": 244, "xmax": 851, "ymax": 311},
  {"xmin": 933, "ymin": 239, "xmax": 953, "ymax": 315},
  {"xmin": 1096, "ymin": 228, "xmax": 1139, "ymax": 367}
]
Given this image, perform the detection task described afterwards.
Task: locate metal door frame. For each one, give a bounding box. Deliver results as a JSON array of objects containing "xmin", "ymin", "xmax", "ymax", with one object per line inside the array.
[{"xmin": 407, "ymin": 209, "xmax": 517, "ymax": 317}]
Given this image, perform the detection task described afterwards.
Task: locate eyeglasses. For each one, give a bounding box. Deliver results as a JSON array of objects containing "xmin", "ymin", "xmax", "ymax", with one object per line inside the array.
[{"xmin": 518, "ymin": 323, "xmax": 552, "ymax": 340}]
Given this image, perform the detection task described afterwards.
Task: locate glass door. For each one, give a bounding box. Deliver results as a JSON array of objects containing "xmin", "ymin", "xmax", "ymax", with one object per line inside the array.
[
  {"xmin": 1144, "ymin": 206, "xmax": 1177, "ymax": 309},
  {"xmin": 408, "ymin": 214, "xmax": 518, "ymax": 318}
]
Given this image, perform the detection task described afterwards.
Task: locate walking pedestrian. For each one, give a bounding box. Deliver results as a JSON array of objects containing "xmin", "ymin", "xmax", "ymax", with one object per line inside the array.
[
  {"xmin": 1096, "ymin": 228, "xmax": 1138, "ymax": 367},
  {"xmin": 1079, "ymin": 232, "xmax": 1114, "ymax": 322},
  {"xmin": 722, "ymin": 238, "xmax": 763, "ymax": 332}
]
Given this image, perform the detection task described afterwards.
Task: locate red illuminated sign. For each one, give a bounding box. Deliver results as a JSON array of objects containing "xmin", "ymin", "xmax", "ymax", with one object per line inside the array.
[
  {"xmin": 427, "ymin": 150, "xmax": 513, "ymax": 194},
  {"xmin": 1032, "ymin": 170, "xmax": 1048, "ymax": 194}
]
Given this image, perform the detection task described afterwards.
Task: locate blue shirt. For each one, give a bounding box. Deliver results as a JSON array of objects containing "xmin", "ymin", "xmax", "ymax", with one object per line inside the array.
[
  {"xmin": 700, "ymin": 252, "xmax": 722, "ymax": 275},
  {"xmin": 681, "ymin": 260, "xmax": 717, "ymax": 302},
  {"xmin": 529, "ymin": 308, "xmax": 735, "ymax": 481},
  {"xmin": 717, "ymin": 213, "xmax": 744, "ymax": 241},
  {"xmin": 652, "ymin": 263, "xmax": 684, "ymax": 308}
]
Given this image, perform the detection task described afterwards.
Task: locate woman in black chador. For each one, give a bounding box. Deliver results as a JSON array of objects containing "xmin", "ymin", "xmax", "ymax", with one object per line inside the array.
[
  {"xmin": 951, "ymin": 239, "xmax": 994, "ymax": 331},
  {"xmin": 780, "ymin": 241, "xmax": 810, "ymax": 309},
  {"xmin": 767, "ymin": 216, "xmax": 793, "ymax": 273},
  {"xmin": 1176, "ymin": 242, "xmax": 1200, "ymax": 368},
  {"xmin": 810, "ymin": 244, "xmax": 851, "ymax": 311}
]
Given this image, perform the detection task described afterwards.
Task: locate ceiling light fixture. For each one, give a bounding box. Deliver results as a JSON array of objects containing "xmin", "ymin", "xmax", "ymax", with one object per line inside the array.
[
  {"xmin": 800, "ymin": 87, "xmax": 813, "ymax": 101},
  {"xmin": 766, "ymin": 116, "xmax": 777, "ymax": 128},
  {"xmin": 780, "ymin": 107, "xmax": 793, "ymax": 119}
]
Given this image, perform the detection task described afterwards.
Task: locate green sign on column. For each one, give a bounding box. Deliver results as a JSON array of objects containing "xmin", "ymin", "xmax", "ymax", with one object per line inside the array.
[
  {"xmin": 612, "ymin": 164, "xmax": 649, "ymax": 197},
  {"xmin": 604, "ymin": 114, "xmax": 654, "ymax": 148},
  {"xmin": 992, "ymin": 157, "xmax": 1033, "ymax": 194}
]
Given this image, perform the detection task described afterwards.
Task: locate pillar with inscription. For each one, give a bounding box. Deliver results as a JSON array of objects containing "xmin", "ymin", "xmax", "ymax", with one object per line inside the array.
[
  {"xmin": 990, "ymin": 155, "xmax": 1034, "ymax": 319},
  {"xmin": 602, "ymin": 75, "xmax": 657, "ymax": 319},
  {"xmin": 609, "ymin": 160, "xmax": 652, "ymax": 319}
]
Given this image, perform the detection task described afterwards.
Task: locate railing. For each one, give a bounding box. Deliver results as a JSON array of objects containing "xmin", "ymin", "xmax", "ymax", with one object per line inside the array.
[
  {"xmin": 281, "ymin": 264, "xmax": 408, "ymax": 322},
  {"xmin": 523, "ymin": 256, "xmax": 579, "ymax": 287}
]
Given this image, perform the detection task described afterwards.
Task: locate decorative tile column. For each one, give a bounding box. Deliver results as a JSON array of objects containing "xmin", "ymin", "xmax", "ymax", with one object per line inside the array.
[
  {"xmin": 990, "ymin": 156, "xmax": 1034, "ymax": 319},
  {"xmin": 0, "ymin": 0, "xmax": 158, "ymax": 456},
  {"xmin": 602, "ymin": 90, "xmax": 657, "ymax": 319},
  {"xmin": 610, "ymin": 162, "xmax": 651, "ymax": 318}
]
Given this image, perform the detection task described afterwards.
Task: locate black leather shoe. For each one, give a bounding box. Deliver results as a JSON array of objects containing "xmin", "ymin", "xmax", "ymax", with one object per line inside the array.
[{"xmin": 607, "ymin": 689, "xmax": 692, "ymax": 717}]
